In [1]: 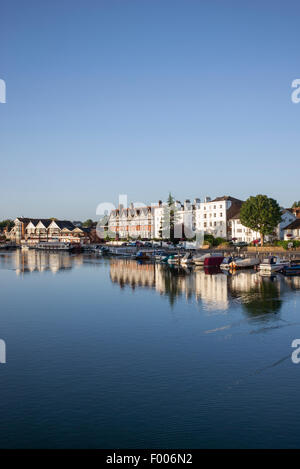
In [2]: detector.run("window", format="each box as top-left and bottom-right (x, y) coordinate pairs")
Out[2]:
(204, 222), (207, 228)
(220, 213), (223, 218)
(214, 213), (216, 217)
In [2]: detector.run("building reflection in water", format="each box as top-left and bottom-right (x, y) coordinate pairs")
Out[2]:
(2, 252), (300, 318)
(10, 250), (83, 275)
(109, 259), (300, 316)
(110, 260), (231, 310)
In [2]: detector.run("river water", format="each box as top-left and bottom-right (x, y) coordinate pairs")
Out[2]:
(0, 250), (300, 448)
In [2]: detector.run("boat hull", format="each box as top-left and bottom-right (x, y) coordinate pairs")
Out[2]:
(204, 256), (223, 267)
(259, 264), (287, 273)
(230, 258), (260, 269)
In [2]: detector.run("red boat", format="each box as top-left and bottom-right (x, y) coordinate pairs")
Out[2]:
(204, 255), (224, 267)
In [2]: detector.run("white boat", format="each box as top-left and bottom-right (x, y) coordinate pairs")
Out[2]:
(35, 242), (73, 251)
(21, 245), (30, 251)
(180, 253), (194, 265)
(229, 257), (260, 269)
(259, 256), (289, 274)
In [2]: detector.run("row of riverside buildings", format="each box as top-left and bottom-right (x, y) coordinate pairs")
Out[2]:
(107, 195), (299, 242)
(6, 218), (91, 245)
(4, 195), (300, 246)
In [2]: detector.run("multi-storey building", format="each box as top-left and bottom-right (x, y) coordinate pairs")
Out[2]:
(153, 198), (201, 239)
(195, 196), (243, 240)
(230, 213), (260, 243)
(108, 203), (161, 239)
(7, 218), (90, 244)
(107, 195), (295, 243)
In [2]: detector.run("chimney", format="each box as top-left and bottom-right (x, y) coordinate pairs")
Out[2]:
(184, 199), (191, 210)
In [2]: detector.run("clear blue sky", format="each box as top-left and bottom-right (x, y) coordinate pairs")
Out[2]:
(1, 0), (300, 220)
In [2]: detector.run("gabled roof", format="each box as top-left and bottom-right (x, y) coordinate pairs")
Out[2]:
(36, 219), (53, 228)
(52, 220), (75, 230)
(211, 196), (244, 204)
(284, 219), (300, 230)
(16, 218), (52, 227)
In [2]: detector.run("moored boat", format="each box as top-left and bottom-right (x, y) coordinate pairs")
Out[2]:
(35, 242), (73, 251)
(282, 260), (300, 276)
(167, 254), (181, 264)
(204, 255), (223, 267)
(136, 250), (151, 260)
(220, 256), (236, 269)
(229, 257), (260, 270)
(259, 256), (289, 274)
(180, 252), (194, 265)
(155, 251), (168, 261)
(194, 253), (223, 266)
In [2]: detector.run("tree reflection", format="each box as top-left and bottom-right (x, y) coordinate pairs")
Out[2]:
(239, 277), (282, 319)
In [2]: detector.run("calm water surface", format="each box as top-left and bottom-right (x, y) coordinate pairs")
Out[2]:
(1, 250), (300, 448)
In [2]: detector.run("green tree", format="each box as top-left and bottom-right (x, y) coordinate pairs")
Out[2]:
(82, 219), (94, 228)
(292, 201), (300, 208)
(0, 219), (13, 231)
(161, 193), (180, 243)
(240, 195), (281, 246)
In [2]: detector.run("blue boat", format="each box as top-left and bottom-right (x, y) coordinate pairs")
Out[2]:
(282, 261), (300, 276)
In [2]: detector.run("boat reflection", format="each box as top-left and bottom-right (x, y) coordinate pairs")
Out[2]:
(109, 259), (299, 315)
(2, 252), (299, 317)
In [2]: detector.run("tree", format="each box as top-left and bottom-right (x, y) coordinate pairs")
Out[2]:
(82, 219), (94, 228)
(292, 201), (300, 208)
(240, 195), (281, 246)
(0, 219), (13, 232)
(161, 193), (180, 244)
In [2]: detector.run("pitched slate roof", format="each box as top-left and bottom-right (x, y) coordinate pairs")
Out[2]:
(17, 218), (52, 227)
(211, 196), (244, 204)
(52, 220), (76, 230)
(284, 219), (300, 230)
(17, 218), (76, 230)
(37, 219), (53, 228)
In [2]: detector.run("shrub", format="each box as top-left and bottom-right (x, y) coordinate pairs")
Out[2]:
(203, 234), (227, 247)
(275, 240), (300, 250)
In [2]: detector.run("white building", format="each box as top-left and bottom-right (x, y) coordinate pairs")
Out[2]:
(277, 209), (296, 239)
(195, 196), (243, 240)
(230, 213), (260, 243)
(284, 219), (300, 240)
(153, 195), (243, 241)
(153, 198), (201, 239)
(230, 208), (296, 243)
